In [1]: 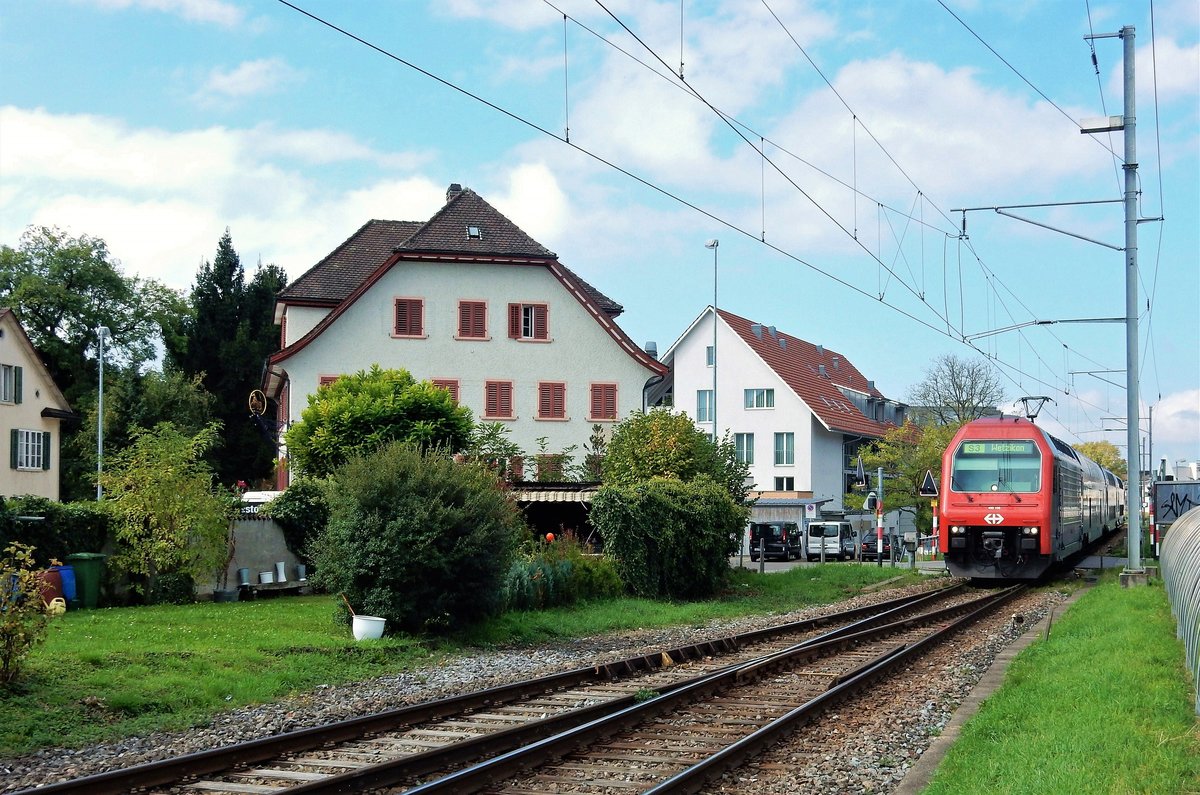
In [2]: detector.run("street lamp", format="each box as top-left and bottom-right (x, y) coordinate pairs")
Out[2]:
(705, 239), (719, 441)
(96, 326), (110, 501)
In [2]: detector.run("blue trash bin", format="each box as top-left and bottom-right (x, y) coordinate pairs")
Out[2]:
(56, 565), (77, 604)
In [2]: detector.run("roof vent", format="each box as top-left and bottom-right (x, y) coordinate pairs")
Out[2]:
(767, 325), (777, 337)
(816, 344), (824, 357)
(819, 364), (828, 378)
(644, 341), (658, 360)
(446, 183), (463, 202)
(751, 323), (763, 339)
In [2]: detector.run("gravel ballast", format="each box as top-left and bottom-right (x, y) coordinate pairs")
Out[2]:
(0, 580), (1070, 793)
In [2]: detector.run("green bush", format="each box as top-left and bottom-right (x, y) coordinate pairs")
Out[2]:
(310, 442), (523, 634)
(0, 497), (109, 567)
(500, 535), (623, 611)
(261, 478), (329, 565)
(591, 476), (746, 600)
(0, 543), (52, 685)
(147, 572), (195, 605)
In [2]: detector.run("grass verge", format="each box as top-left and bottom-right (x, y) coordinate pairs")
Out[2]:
(923, 571), (1200, 795)
(0, 564), (922, 757)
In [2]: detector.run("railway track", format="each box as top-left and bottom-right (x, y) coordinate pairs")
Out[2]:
(22, 583), (1002, 795)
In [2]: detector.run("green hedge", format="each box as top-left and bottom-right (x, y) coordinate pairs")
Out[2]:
(0, 497), (109, 567)
(500, 537), (623, 611)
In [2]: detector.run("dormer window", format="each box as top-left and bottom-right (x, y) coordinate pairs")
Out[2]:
(466, 225), (482, 239)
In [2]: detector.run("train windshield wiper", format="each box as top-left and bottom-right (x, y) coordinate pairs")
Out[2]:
(996, 477), (1023, 502)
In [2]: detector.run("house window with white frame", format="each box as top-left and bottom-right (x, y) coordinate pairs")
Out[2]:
(508, 303), (548, 340)
(696, 389), (713, 423)
(0, 364), (16, 403)
(774, 432), (794, 465)
(706, 345), (714, 366)
(11, 429), (47, 470)
(734, 432), (754, 464)
(745, 388), (774, 409)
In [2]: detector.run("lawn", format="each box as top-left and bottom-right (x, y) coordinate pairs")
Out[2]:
(0, 564), (921, 757)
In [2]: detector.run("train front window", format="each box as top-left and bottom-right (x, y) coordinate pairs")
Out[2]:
(951, 440), (1041, 493)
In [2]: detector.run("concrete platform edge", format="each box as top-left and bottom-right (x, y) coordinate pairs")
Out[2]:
(893, 586), (1091, 794)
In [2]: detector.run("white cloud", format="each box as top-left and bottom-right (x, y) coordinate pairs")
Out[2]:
(1154, 388), (1200, 464)
(490, 163), (570, 246)
(76, 0), (244, 27)
(197, 58), (299, 103)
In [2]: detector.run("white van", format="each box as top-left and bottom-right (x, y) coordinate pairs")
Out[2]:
(806, 521), (856, 561)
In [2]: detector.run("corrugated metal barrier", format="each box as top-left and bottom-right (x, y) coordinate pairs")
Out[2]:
(1159, 505), (1200, 714)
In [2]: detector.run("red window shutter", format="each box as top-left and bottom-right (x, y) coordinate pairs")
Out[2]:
(539, 383), (551, 417)
(486, 382), (499, 416)
(280, 315), (287, 347)
(591, 385), (603, 418)
(395, 299), (422, 335)
(508, 303), (521, 338)
(533, 305), (548, 339)
(591, 384), (617, 420)
(499, 383), (512, 417)
(458, 302), (471, 337)
(604, 386), (617, 419)
(473, 304), (486, 337)
(433, 379), (459, 402)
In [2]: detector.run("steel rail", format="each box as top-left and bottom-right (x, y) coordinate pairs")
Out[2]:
(399, 586), (1017, 794)
(19, 584), (959, 795)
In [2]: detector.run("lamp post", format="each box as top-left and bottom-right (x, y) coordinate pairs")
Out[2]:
(96, 326), (110, 501)
(705, 239), (719, 441)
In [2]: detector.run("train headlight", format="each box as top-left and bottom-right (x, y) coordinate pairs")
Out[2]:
(1023, 526), (1039, 536)
(950, 526), (965, 535)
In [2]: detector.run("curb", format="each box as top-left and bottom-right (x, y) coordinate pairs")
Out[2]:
(893, 585), (1091, 794)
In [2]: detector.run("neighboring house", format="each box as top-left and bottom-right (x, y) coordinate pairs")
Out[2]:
(649, 307), (905, 516)
(0, 308), (74, 500)
(264, 184), (667, 488)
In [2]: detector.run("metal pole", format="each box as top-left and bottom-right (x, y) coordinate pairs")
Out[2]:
(876, 467), (884, 567)
(1120, 25), (1142, 572)
(706, 239), (719, 443)
(95, 326), (110, 501)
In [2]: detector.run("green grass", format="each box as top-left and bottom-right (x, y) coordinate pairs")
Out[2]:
(924, 571), (1200, 795)
(0, 564), (922, 757)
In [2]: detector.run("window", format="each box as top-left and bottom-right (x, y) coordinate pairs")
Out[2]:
(432, 379), (460, 402)
(508, 303), (548, 340)
(706, 345), (714, 366)
(393, 298), (424, 337)
(745, 388), (775, 409)
(590, 383), (618, 421)
(10, 429), (48, 471)
(774, 432), (794, 465)
(537, 382), (566, 420)
(457, 301), (487, 339)
(774, 476), (795, 491)
(466, 225), (482, 239)
(696, 389), (713, 422)
(484, 381), (514, 419)
(318, 375), (340, 387)
(735, 433), (754, 464)
(0, 364), (18, 404)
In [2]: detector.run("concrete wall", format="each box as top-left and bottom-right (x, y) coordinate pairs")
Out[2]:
(204, 517), (303, 592)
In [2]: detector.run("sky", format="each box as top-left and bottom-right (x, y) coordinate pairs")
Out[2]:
(1, 0), (1197, 473)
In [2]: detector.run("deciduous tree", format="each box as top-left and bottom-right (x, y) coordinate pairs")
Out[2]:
(1073, 440), (1127, 479)
(906, 354), (1005, 425)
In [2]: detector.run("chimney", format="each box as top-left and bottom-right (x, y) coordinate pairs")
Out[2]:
(751, 323), (763, 339)
(867, 380), (875, 390)
(446, 183), (463, 203)
(644, 341), (658, 360)
(767, 325), (777, 338)
(816, 344), (824, 357)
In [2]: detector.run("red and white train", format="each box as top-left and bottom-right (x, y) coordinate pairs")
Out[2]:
(938, 416), (1125, 580)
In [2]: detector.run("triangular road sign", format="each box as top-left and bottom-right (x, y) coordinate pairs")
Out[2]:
(855, 456), (867, 488)
(919, 469), (939, 498)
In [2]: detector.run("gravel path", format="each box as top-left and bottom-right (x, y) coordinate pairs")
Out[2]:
(0, 579), (1069, 793)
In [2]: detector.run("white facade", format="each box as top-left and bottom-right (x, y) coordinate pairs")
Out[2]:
(274, 261), (661, 479)
(0, 309), (72, 500)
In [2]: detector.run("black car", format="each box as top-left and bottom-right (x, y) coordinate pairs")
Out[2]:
(860, 532), (896, 561)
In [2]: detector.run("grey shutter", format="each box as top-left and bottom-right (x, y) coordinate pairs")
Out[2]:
(42, 431), (51, 470)
(13, 366), (22, 404)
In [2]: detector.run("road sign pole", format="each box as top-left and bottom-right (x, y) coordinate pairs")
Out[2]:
(876, 467), (884, 567)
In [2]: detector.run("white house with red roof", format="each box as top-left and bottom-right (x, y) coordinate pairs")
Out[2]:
(650, 307), (905, 515)
(264, 184), (666, 487)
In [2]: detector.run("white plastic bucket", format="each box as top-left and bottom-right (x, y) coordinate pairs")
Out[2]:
(258, 571), (274, 584)
(351, 615), (386, 640)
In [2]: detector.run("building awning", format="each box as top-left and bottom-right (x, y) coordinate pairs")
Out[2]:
(512, 484), (600, 503)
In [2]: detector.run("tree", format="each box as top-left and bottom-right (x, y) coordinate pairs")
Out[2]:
(164, 230), (287, 488)
(99, 422), (235, 597)
(601, 408), (752, 504)
(905, 354), (1005, 425)
(284, 366), (474, 479)
(1073, 441), (1127, 479)
(0, 225), (191, 499)
(848, 420), (959, 534)
(309, 441), (523, 634)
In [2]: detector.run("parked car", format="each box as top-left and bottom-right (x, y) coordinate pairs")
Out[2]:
(860, 532), (897, 562)
(748, 522), (802, 561)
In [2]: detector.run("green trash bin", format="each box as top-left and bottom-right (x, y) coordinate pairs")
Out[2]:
(65, 553), (106, 609)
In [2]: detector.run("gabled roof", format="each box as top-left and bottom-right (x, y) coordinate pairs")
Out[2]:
(717, 309), (894, 438)
(0, 307), (73, 414)
(276, 187), (622, 316)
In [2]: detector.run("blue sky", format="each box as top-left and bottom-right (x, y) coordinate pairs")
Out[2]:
(1, 0), (1197, 471)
